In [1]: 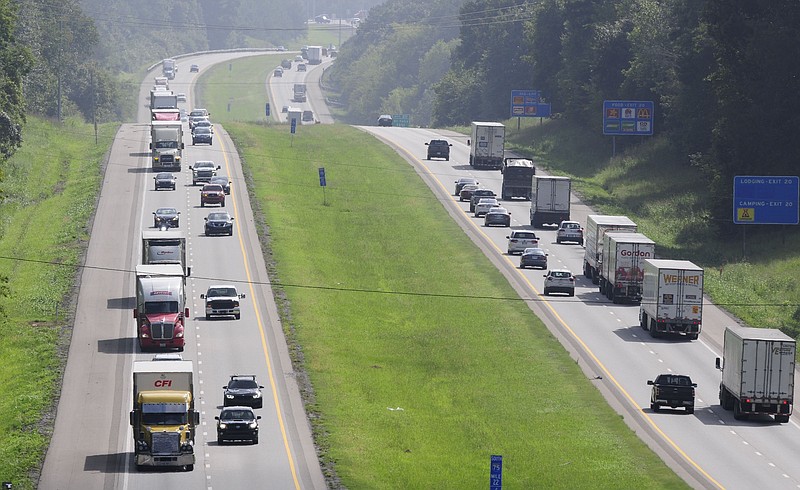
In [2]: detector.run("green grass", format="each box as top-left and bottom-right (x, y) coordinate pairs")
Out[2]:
(0, 117), (118, 489)
(225, 122), (686, 488)
(195, 54), (286, 123)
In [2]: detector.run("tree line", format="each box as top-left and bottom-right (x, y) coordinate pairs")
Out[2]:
(330, 0), (800, 224)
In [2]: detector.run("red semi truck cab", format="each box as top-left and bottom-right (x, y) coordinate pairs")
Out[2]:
(134, 264), (189, 351)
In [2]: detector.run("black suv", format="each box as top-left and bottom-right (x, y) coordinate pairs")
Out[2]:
(469, 188), (497, 212)
(647, 374), (696, 414)
(425, 139), (452, 161)
(377, 114), (393, 127)
(223, 375), (264, 408)
(216, 406), (261, 444)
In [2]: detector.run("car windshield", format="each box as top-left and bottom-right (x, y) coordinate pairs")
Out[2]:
(195, 162), (215, 169)
(208, 213), (230, 221)
(208, 287), (237, 297)
(228, 379), (257, 389)
(144, 301), (179, 314)
(220, 409), (254, 421)
(195, 127), (211, 134)
(203, 185), (223, 192)
(156, 173), (172, 180)
(156, 208), (177, 215)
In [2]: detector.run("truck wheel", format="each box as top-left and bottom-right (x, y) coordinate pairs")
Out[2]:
(720, 388), (734, 410)
(221, 199), (225, 206)
(650, 403), (659, 412)
(235, 314), (241, 320)
(556, 238), (562, 244)
(252, 435), (259, 444)
(688, 333), (699, 340)
(446, 156), (449, 161)
(686, 405), (694, 414)
(648, 320), (659, 338)
(201, 202), (204, 207)
(185, 464), (194, 471)
(733, 401), (747, 420)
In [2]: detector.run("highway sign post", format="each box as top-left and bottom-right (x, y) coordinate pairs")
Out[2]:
(603, 100), (654, 156)
(318, 167), (327, 205)
(490, 455), (502, 489)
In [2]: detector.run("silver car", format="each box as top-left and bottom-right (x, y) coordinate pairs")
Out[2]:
(474, 198), (499, 217)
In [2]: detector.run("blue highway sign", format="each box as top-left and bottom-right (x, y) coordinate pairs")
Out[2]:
(603, 100), (654, 135)
(733, 176), (799, 224)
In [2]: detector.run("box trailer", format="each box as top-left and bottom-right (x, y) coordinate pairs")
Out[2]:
(600, 232), (655, 303)
(583, 215), (637, 284)
(639, 259), (703, 340)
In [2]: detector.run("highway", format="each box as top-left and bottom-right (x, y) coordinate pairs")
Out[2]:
(268, 55), (334, 125)
(39, 51), (325, 490)
(355, 127), (800, 490)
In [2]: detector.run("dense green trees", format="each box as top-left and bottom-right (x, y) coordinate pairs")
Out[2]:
(0, 0), (32, 161)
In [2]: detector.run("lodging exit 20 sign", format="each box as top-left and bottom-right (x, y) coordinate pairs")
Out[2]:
(733, 176), (799, 225)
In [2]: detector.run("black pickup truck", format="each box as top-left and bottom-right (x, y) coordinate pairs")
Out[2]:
(647, 374), (696, 414)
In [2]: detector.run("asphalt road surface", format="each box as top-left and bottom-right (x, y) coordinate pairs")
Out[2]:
(39, 51), (325, 490)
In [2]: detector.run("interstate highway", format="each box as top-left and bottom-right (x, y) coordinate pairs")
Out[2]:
(354, 126), (800, 490)
(39, 51), (325, 490)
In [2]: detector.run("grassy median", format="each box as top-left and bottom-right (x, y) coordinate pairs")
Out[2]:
(224, 122), (685, 488)
(0, 117), (117, 488)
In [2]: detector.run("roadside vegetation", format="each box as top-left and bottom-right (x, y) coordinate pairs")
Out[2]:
(224, 121), (686, 488)
(0, 117), (117, 488)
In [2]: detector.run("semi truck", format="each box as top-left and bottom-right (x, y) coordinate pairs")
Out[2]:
(715, 325), (795, 423)
(162, 58), (177, 79)
(150, 90), (178, 110)
(500, 158), (535, 200)
(583, 215), (637, 284)
(133, 264), (189, 351)
(529, 176), (571, 228)
(306, 45), (323, 64)
(599, 232), (655, 303)
(639, 259), (703, 340)
(150, 121), (184, 170)
(469, 122), (505, 169)
(142, 231), (191, 277)
(293, 83), (307, 102)
(130, 356), (199, 470)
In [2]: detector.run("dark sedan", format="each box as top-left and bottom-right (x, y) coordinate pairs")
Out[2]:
(210, 175), (231, 195)
(153, 207), (180, 228)
(192, 126), (213, 145)
(454, 177), (479, 196)
(484, 207), (511, 227)
(469, 189), (497, 212)
(154, 172), (177, 190)
(216, 407), (260, 444)
(519, 247), (548, 269)
(459, 184), (480, 202)
(205, 212), (234, 236)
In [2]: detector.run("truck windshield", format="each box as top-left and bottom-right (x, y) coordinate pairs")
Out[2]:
(145, 301), (179, 314)
(141, 411), (188, 425)
(155, 141), (178, 149)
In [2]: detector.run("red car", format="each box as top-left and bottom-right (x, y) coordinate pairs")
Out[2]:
(200, 184), (225, 207)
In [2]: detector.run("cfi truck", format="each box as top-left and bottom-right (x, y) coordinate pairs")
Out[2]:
(529, 175), (571, 227)
(133, 264), (189, 351)
(130, 355), (199, 470)
(599, 232), (655, 303)
(715, 325), (795, 423)
(500, 158), (535, 200)
(469, 122), (505, 169)
(142, 230), (191, 277)
(150, 121), (184, 170)
(583, 215), (637, 284)
(639, 259), (703, 340)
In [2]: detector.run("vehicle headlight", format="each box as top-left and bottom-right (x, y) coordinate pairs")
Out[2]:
(226, 394), (234, 399)
(249, 422), (258, 429)
(253, 392), (261, 398)
(218, 423), (227, 429)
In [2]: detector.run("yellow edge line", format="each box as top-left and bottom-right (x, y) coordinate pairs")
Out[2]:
(384, 133), (724, 489)
(219, 134), (302, 489)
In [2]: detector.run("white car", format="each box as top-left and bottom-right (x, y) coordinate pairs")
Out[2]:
(543, 269), (576, 296)
(200, 285), (245, 320)
(177, 93), (187, 102)
(506, 230), (539, 254)
(474, 198), (499, 217)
